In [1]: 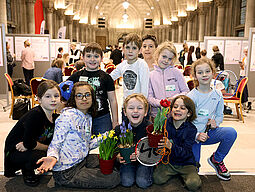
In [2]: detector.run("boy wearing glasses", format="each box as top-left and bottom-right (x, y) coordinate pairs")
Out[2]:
(68, 42), (118, 135)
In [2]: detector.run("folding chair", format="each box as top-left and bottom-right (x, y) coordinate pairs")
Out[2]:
(4, 73), (32, 118)
(64, 66), (75, 76)
(224, 77), (248, 123)
(30, 77), (46, 108)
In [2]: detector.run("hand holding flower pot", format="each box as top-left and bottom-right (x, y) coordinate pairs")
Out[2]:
(147, 99), (170, 148)
(118, 121), (135, 164)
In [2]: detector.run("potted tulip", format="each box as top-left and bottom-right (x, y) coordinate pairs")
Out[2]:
(93, 130), (118, 174)
(118, 121), (135, 163)
(147, 99), (171, 148)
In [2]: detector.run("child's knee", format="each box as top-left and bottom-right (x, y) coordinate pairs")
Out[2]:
(121, 176), (135, 187)
(136, 177), (152, 189)
(153, 173), (168, 185)
(185, 177), (201, 191)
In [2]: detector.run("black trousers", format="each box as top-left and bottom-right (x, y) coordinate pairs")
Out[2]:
(7, 64), (13, 78)
(9, 150), (46, 176)
(23, 67), (34, 85)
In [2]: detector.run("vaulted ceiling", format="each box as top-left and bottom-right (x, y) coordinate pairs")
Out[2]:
(47, 0), (201, 28)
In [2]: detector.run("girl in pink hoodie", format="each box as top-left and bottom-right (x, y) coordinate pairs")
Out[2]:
(148, 41), (189, 119)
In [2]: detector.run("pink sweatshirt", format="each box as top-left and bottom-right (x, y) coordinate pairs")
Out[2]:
(148, 65), (189, 117)
(21, 47), (35, 70)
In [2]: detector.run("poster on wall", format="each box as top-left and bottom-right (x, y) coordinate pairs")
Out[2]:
(50, 42), (56, 61)
(206, 40), (224, 59)
(250, 34), (255, 71)
(186, 41), (199, 50)
(174, 43), (183, 55)
(6, 36), (14, 56)
(200, 42), (205, 50)
(224, 40), (242, 64)
(15, 37), (31, 61)
(31, 37), (49, 61)
(0, 29), (3, 66)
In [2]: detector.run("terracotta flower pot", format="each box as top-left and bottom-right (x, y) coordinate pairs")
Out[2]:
(98, 155), (116, 175)
(119, 145), (135, 164)
(146, 124), (163, 148)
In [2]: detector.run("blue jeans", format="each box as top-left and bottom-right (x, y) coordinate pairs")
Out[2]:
(92, 113), (112, 135)
(192, 127), (237, 164)
(120, 163), (153, 189)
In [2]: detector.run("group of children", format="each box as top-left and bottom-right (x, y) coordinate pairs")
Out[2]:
(4, 33), (237, 191)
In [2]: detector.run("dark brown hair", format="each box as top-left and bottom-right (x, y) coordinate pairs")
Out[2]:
(142, 34), (158, 47)
(82, 42), (103, 58)
(66, 82), (97, 117)
(37, 80), (61, 99)
(123, 33), (142, 49)
(170, 95), (197, 122)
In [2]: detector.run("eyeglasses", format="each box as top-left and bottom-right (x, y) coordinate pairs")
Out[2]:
(75, 93), (91, 100)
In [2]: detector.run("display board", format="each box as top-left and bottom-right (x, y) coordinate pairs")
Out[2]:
(6, 36), (14, 56)
(250, 34), (255, 71)
(206, 39), (225, 59)
(224, 40), (242, 64)
(50, 39), (70, 60)
(0, 29), (3, 66)
(204, 36), (248, 65)
(173, 43), (183, 54)
(186, 41), (199, 49)
(14, 35), (50, 61)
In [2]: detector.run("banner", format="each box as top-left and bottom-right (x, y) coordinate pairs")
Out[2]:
(34, 0), (44, 34)
(40, 20), (45, 34)
(58, 26), (66, 39)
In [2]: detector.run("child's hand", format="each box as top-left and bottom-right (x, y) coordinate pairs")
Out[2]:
(197, 133), (209, 142)
(208, 119), (217, 128)
(117, 153), (126, 164)
(130, 152), (137, 162)
(158, 137), (172, 150)
(16, 142), (27, 152)
(37, 156), (57, 174)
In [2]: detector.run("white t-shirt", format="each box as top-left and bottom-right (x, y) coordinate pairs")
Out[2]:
(110, 58), (150, 99)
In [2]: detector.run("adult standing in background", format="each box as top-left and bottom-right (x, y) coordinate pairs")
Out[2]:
(187, 45), (195, 65)
(6, 42), (16, 78)
(212, 45), (224, 71)
(69, 43), (80, 64)
(57, 47), (63, 58)
(141, 34), (158, 71)
(110, 45), (122, 67)
(21, 40), (35, 85)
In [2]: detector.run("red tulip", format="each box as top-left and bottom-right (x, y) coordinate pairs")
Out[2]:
(160, 99), (171, 108)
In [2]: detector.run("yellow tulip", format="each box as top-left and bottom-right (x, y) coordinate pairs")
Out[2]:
(103, 135), (107, 140)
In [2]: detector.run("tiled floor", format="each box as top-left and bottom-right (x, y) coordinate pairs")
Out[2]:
(0, 87), (255, 174)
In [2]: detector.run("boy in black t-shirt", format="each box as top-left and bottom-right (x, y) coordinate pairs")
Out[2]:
(68, 42), (118, 134)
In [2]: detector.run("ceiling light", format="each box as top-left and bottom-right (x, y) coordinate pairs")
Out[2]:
(95, 5), (99, 9)
(151, 7), (154, 10)
(122, 1), (130, 9)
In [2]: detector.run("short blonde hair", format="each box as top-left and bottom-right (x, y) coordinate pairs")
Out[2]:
(154, 41), (177, 65)
(191, 58), (216, 87)
(123, 93), (149, 114)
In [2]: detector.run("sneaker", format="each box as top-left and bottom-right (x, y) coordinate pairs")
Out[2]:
(207, 153), (231, 181)
(23, 175), (40, 187)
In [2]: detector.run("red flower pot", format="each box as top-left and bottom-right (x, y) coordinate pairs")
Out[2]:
(98, 155), (116, 175)
(146, 124), (163, 148)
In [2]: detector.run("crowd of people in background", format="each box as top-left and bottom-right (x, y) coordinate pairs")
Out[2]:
(5, 32), (252, 191)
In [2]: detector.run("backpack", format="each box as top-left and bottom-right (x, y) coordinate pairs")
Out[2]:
(13, 79), (32, 96)
(178, 50), (185, 64)
(12, 99), (30, 120)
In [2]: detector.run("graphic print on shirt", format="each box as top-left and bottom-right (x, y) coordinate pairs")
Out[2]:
(38, 125), (54, 143)
(87, 77), (103, 111)
(123, 70), (137, 90)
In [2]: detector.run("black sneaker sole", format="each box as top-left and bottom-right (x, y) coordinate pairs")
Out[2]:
(207, 157), (231, 181)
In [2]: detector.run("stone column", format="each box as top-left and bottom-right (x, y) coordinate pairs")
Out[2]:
(66, 15), (73, 41)
(187, 11), (193, 41)
(46, 6), (54, 37)
(57, 9), (65, 28)
(198, 6), (206, 42)
(215, 0), (226, 36)
(0, 0), (7, 31)
(192, 11), (198, 40)
(165, 25), (170, 41)
(26, 0), (36, 34)
(171, 22), (178, 43)
(73, 20), (79, 42)
(85, 24), (89, 43)
(244, 0), (255, 37)
(178, 18), (184, 43)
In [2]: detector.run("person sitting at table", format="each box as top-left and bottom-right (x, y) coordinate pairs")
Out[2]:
(43, 59), (64, 84)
